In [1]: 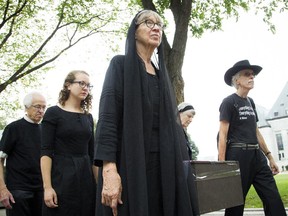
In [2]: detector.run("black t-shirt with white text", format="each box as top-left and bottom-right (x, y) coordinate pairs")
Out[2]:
(219, 93), (258, 144)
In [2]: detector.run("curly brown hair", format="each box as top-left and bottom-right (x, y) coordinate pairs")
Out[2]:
(58, 70), (93, 114)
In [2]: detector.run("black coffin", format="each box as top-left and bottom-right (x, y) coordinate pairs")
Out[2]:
(189, 160), (244, 214)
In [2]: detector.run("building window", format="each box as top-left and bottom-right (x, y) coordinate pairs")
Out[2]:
(274, 112), (278, 117)
(276, 133), (284, 151)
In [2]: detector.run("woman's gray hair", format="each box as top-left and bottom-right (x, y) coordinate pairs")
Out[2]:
(135, 10), (162, 25)
(178, 102), (196, 115)
(23, 91), (43, 108)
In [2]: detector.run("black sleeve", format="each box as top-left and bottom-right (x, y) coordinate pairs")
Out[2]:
(94, 55), (124, 166)
(0, 122), (17, 155)
(219, 96), (234, 122)
(88, 113), (95, 163)
(41, 107), (58, 158)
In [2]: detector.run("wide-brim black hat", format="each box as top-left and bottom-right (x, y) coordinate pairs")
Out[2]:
(224, 60), (262, 86)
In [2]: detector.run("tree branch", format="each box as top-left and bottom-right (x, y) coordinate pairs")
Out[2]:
(0, 0), (27, 29)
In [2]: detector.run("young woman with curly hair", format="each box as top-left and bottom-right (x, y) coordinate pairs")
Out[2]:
(41, 70), (97, 216)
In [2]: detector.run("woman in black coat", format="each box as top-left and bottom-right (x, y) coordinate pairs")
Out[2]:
(94, 9), (199, 216)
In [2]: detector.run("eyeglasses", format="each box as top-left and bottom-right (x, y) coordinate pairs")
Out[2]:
(138, 20), (165, 30)
(72, 81), (93, 91)
(31, 105), (46, 111)
(241, 71), (255, 77)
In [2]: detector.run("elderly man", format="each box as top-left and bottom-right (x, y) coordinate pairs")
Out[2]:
(0, 91), (47, 216)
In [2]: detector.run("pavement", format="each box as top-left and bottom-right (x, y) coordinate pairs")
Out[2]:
(0, 207), (287, 215)
(202, 208), (288, 215)
(0, 208), (5, 216)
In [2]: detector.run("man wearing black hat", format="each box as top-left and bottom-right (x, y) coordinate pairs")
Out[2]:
(218, 60), (286, 216)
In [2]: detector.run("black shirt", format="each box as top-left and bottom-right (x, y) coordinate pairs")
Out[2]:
(0, 118), (43, 191)
(219, 93), (258, 144)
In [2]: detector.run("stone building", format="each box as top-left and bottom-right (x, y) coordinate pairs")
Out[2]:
(257, 81), (288, 171)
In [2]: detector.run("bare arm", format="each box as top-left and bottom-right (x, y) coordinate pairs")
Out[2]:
(40, 156), (58, 208)
(256, 128), (279, 175)
(0, 158), (14, 209)
(218, 120), (230, 161)
(0, 158), (7, 191)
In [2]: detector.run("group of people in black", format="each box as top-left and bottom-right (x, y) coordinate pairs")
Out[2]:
(0, 9), (286, 216)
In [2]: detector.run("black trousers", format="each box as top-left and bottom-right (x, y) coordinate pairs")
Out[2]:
(224, 148), (286, 216)
(6, 190), (43, 216)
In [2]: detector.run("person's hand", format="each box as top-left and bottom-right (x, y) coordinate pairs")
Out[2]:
(268, 158), (280, 175)
(0, 187), (15, 209)
(44, 187), (58, 208)
(218, 156), (225, 161)
(218, 153), (225, 161)
(102, 169), (123, 216)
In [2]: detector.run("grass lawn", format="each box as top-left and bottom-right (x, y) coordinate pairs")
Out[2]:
(245, 173), (288, 208)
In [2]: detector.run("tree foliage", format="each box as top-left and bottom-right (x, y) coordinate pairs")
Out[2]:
(0, 0), (287, 119)
(0, 0), (132, 93)
(0, 0), (131, 120)
(0, 115), (7, 130)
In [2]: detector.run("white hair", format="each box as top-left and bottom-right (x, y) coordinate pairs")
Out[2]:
(23, 91), (45, 108)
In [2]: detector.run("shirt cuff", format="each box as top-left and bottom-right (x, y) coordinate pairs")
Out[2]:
(0, 151), (8, 159)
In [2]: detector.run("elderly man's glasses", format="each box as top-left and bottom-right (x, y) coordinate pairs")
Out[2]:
(138, 20), (165, 30)
(31, 105), (46, 111)
(72, 81), (93, 91)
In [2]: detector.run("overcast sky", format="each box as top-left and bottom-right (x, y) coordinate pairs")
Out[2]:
(42, 10), (288, 160)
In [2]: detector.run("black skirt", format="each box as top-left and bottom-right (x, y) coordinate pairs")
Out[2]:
(42, 154), (96, 216)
